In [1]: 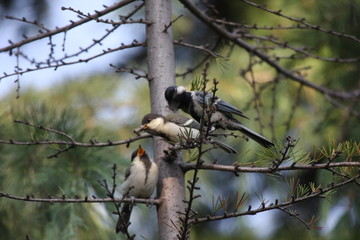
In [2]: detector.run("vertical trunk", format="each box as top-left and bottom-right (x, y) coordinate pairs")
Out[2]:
(145, 0), (185, 239)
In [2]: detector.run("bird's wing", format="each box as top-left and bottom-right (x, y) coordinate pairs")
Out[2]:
(215, 99), (249, 119)
(194, 91), (248, 119)
(192, 91), (210, 106)
(123, 165), (131, 181)
(167, 114), (201, 130)
(119, 164), (133, 197)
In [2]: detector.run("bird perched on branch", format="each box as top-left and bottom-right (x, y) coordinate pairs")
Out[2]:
(116, 145), (158, 234)
(135, 113), (237, 154)
(165, 85), (274, 148)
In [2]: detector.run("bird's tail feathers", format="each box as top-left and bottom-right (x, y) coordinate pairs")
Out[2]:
(210, 138), (238, 154)
(236, 124), (274, 148)
(116, 203), (133, 234)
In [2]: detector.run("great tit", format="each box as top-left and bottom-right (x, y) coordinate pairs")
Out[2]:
(116, 145), (159, 234)
(137, 113), (237, 154)
(165, 86), (274, 148)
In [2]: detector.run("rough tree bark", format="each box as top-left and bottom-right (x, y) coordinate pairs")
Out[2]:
(145, 0), (185, 239)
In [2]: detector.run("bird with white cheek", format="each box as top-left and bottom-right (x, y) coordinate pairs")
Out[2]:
(116, 145), (158, 234)
(137, 113), (237, 154)
(165, 86), (274, 148)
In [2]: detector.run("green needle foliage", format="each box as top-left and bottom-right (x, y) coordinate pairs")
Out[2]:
(0, 76), (135, 240)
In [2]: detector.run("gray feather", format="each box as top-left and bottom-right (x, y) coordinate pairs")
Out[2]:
(209, 139), (238, 154)
(230, 122), (274, 148)
(165, 114), (201, 130)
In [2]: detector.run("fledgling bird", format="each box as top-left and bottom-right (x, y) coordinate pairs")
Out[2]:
(165, 86), (274, 148)
(116, 145), (159, 234)
(137, 113), (237, 154)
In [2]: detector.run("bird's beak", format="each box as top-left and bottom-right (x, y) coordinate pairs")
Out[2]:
(137, 145), (145, 156)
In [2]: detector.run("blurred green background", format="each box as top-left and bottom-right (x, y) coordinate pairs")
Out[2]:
(0, 0), (359, 239)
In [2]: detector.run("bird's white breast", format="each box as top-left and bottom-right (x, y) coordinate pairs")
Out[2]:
(162, 122), (200, 141)
(120, 160), (158, 198)
(146, 117), (165, 131)
(146, 116), (200, 141)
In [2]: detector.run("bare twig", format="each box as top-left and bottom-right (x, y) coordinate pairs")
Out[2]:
(1, 0), (137, 52)
(179, 0), (360, 100)
(177, 67), (213, 239)
(0, 192), (161, 205)
(190, 175), (359, 225)
(14, 120), (75, 142)
(182, 161), (360, 174)
(239, 0), (360, 44)
(1, 41), (145, 81)
(174, 39), (225, 58)
(0, 133), (152, 148)
(163, 15), (183, 32)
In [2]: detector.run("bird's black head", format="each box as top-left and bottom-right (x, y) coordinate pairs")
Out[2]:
(141, 113), (163, 125)
(164, 86), (176, 101)
(131, 149), (137, 161)
(165, 86), (188, 110)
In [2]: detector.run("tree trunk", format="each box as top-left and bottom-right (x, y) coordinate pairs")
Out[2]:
(145, 0), (185, 239)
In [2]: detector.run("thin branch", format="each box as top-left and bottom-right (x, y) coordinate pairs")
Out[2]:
(182, 161), (360, 173)
(324, 94), (360, 118)
(176, 38), (222, 78)
(239, 0), (360, 44)
(111, 65), (149, 80)
(179, 0), (360, 100)
(241, 33), (360, 63)
(47, 145), (75, 158)
(242, 55), (265, 133)
(1, 0), (137, 52)
(278, 207), (317, 230)
(284, 84), (304, 133)
(0, 134), (152, 148)
(1, 41), (145, 81)
(5, 16), (50, 32)
(177, 68), (214, 239)
(0, 192), (161, 205)
(190, 175), (359, 225)
(99, 164), (135, 238)
(63, 4), (149, 26)
(164, 15), (183, 32)
(14, 120), (75, 142)
(174, 39), (225, 58)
